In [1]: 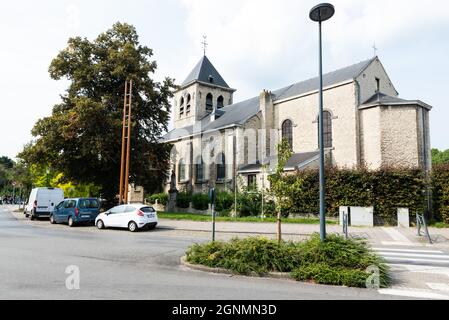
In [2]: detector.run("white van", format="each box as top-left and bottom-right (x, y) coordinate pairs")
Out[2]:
(25, 188), (64, 220)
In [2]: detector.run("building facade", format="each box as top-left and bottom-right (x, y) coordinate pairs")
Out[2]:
(161, 55), (432, 193)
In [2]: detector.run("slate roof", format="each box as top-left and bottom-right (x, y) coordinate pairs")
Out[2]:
(273, 57), (376, 101)
(163, 57), (378, 142)
(237, 151), (322, 173)
(360, 92), (432, 110)
(182, 55), (230, 88)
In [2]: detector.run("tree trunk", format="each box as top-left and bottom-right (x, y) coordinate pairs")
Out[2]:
(277, 210), (282, 245)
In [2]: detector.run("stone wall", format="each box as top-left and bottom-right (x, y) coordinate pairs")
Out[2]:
(275, 82), (359, 168)
(380, 105), (420, 168)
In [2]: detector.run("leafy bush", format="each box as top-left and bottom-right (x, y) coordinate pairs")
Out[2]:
(235, 188), (276, 217)
(147, 193), (168, 206)
(186, 234), (390, 288)
(176, 192), (192, 209)
(215, 191), (234, 212)
(192, 193), (209, 211)
(187, 237), (301, 275)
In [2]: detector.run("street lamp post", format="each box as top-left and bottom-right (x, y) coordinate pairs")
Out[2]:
(309, 3), (335, 242)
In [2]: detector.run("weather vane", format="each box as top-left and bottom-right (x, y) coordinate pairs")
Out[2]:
(202, 35), (208, 56)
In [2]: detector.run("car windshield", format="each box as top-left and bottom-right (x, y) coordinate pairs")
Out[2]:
(140, 207), (155, 213)
(79, 199), (99, 209)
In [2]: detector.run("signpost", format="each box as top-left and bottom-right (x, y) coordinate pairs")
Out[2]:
(209, 188), (216, 242)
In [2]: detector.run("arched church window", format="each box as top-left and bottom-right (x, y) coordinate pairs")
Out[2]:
(282, 119), (293, 149)
(195, 156), (204, 182)
(323, 111), (333, 148)
(317, 111), (333, 148)
(217, 96), (224, 109)
(186, 94), (191, 115)
(179, 97), (185, 117)
(216, 153), (226, 181)
(206, 93), (213, 111)
(178, 159), (186, 182)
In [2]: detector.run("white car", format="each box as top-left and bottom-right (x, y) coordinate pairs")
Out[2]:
(95, 204), (158, 232)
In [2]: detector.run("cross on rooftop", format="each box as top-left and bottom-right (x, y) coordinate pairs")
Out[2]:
(202, 35), (208, 56)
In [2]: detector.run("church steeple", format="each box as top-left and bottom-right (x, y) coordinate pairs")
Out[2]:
(182, 55), (231, 89)
(174, 56), (235, 129)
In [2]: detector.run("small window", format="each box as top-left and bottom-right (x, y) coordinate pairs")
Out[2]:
(248, 175), (257, 190)
(376, 78), (380, 92)
(179, 97), (185, 117)
(318, 111), (333, 148)
(79, 199), (99, 209)
(216, 153), (226, 181)
(195, 156), (204, 182)
(186, 94), (191, 115)
(217, 96), (224, 109)
(109, 205), (125, 215)
(206, 93), (213, 111)
(178, 159), (186, 182)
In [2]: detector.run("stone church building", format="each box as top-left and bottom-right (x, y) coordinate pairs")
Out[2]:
(161, 55), (432, 193)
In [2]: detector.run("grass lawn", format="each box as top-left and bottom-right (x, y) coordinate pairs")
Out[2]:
(429, 222), (449, 229)
(158, 212), (338, 225)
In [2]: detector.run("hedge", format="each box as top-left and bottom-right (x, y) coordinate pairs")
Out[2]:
(433, 164), (449, 223)
(176, 192), (192, 209)
(192, 193), (209, 211)
(279, 166), (427, 225)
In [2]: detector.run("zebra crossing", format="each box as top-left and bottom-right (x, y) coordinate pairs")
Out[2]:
(373, 246), (449, 299)
(373, 247), (449, 267)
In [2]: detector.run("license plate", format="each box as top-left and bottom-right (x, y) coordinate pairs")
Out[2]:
(81, 215), (90, 218)
(146, 214), (155, 218)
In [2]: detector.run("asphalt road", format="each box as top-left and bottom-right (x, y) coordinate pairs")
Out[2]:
(0, 205), (403, 300)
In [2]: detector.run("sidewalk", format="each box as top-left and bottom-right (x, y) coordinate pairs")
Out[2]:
(159, 218), (449, 247)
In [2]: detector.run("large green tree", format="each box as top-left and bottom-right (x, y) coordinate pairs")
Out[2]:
(19, 23), (174, 204)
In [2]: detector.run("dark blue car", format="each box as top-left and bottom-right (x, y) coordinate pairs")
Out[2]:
(50, 198), (100, 227)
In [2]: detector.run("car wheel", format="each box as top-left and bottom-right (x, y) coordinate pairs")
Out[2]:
(68, 217), (75, 227)
(128, 221), (138, 233)
(96, 220), (105, 230)
(50, 215), (56, 224)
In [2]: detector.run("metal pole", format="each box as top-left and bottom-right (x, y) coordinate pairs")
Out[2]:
(318, 21), (327, 242)
(119, 81), (128, 205)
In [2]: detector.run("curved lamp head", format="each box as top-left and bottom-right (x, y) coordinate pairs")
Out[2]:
(309, 3), (335, 22)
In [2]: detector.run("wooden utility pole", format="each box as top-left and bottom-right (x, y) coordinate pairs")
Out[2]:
(119, 80), (133, 205)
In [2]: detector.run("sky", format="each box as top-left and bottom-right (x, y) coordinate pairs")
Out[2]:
(1, 0), (448, 160)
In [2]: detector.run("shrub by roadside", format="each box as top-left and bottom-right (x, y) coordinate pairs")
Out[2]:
(147, 193), (168, 206)
(186, 234), (390, 288)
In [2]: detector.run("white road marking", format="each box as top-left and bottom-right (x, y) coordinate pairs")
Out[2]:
(378, 288), (449, 300)
(385, 257), (449, 264)
(388, 264), (449, 277)
(381, 228), (412, 243)
(373, 248), (443, 254)
(379, 252), (449, 259)
(426, 283), (449, 292)
(381, 241), (427, 247)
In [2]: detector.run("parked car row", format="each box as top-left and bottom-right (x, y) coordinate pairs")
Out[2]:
(23, 187), (158, 232)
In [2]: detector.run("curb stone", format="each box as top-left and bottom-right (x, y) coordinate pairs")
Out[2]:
(180, 256), (292, 280)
